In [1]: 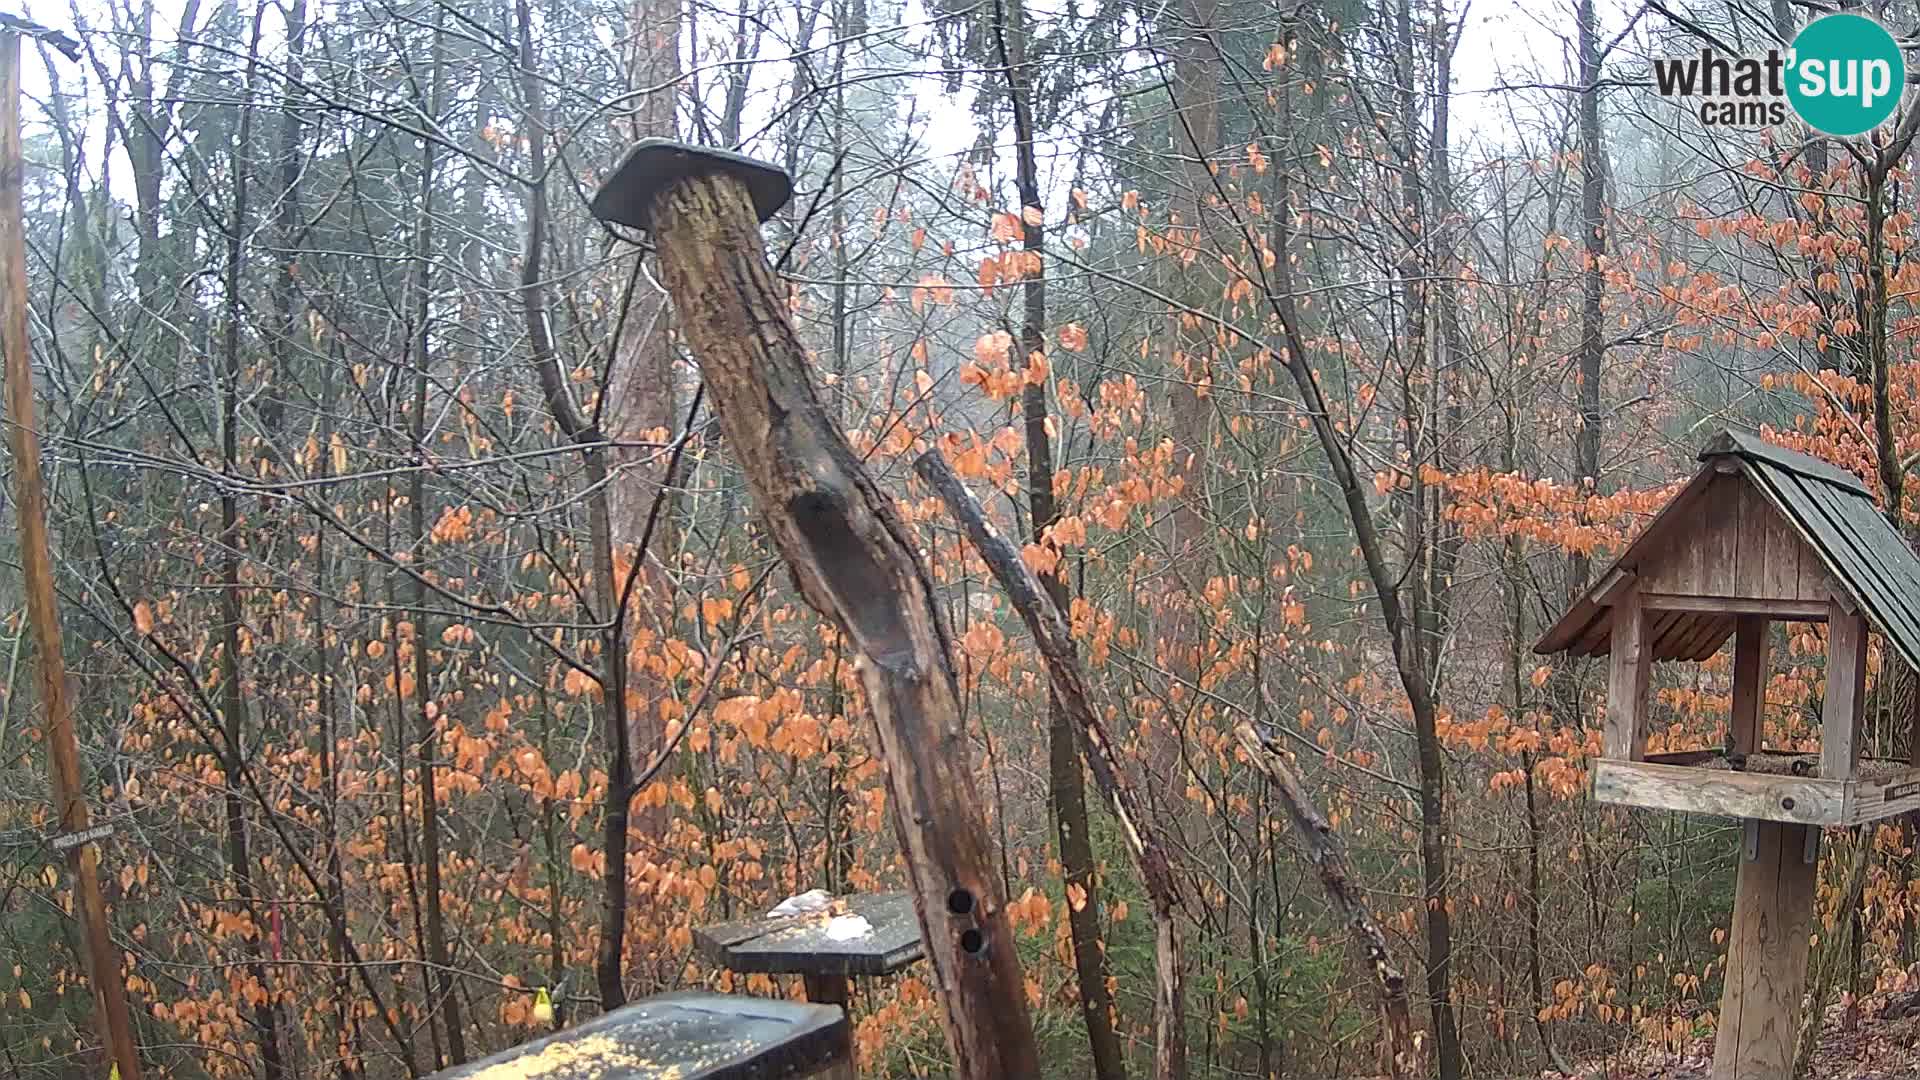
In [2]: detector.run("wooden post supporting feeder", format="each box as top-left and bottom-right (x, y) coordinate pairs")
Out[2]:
(1538, 430), (1920, 1079)
(589, 140), (1043, 1078)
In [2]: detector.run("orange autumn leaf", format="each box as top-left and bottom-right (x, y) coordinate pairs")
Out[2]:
(974, 331), (1014, 366)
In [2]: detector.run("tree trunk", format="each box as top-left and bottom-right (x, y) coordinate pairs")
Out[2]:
(643, 164), (1044, 1080)
(0, 32), (146, 1080)
(915, 448), (1187, 1080)
(218, 21), (284, 1077)
(408, 9), (464, 1063)
(1569, 0), (1607, 600)
(1267, 73), (1459, 1080)
(992, 3), (1128, 1077)
(515, 0), (638, 1010)
(1234, 724), (1415, 1075)
(606, 0), (681, 548)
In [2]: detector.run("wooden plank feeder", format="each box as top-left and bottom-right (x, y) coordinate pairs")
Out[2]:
(694, 892), (925, 1007)
(586, 140), (1043, 1077)
(1537, 429), (1920, 1079)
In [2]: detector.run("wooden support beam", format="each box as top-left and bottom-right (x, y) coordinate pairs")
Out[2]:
(801, 974), (850, 1010)
(1594, 567), (1636, 605)
(1606, 587), (1651, 760)
(1823, 598), (1868, 780)
(1909, 669), (1920, 767)
(1711, 821), (1817, 1080)
(0, 31), (144, 1080)
(1592, 760), (1840, 824)
(1731, 616), (1768, 755)
(1639, 595), (1827, 620)
(599, 141), (1041, 1078)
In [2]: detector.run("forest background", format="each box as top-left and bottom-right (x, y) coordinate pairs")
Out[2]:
(0, 0), (1912, 1075)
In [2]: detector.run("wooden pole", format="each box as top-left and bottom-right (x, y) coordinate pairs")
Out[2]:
(1604, 587), (1650, 761)
(1712, 820), (1816, 1080)
(601, 143), (1043, 1078)
(1713, 614), (1820, 1079)
(0, 31), (146, 1080)
(1729, 616), (1766, 756)
(1821, 599), (1868, 779)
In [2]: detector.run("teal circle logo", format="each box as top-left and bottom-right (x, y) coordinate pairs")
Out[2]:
(1787, 14), (1905, 136)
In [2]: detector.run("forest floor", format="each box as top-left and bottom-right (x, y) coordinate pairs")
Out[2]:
(1548, 989), (1920, 1078)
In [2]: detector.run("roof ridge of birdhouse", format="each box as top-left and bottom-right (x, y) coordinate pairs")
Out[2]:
(1697, 427), (1873, 498)
(1535, 428), (1920, 676)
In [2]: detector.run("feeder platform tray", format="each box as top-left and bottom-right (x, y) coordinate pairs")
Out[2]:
(694, 892), (924, 978)
(1594, 750), (1920, 826)
(429, 992), (850, 1080)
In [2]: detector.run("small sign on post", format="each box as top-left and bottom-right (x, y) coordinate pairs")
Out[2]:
(49, 823), (113, 852)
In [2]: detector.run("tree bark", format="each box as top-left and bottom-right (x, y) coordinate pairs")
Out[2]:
(218, 19), (284, 1076)
(408, 8), (464, 1062)
(643, 167), (1043, 1079)
(1569, 0), (1606, 600)
(1265, 74), (1460, 1080)
(605, 0), (681, 546)
(516, 0), (638, 1010)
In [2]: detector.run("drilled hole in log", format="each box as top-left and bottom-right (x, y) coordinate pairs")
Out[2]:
(960, 927), (987, 956)
(1782, 796), (1796, 811)
(947, 888), (975, 915)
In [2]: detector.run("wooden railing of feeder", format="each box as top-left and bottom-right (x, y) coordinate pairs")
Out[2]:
(588, 140), (1043, 1079)
(1537, 429), (1920, 1080)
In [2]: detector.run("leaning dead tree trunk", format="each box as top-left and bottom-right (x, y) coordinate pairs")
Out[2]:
(1234, 724), (1416, 1076)
(589, 140), (1043, 1078)
(915, 448), (1188, 1080)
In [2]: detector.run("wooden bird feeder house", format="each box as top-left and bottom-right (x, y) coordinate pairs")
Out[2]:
(1538, 428), (1920, 1078)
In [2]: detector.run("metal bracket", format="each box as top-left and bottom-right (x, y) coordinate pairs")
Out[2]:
(1804, 825), (1822, 865)
(1744, 818), (1760, 862)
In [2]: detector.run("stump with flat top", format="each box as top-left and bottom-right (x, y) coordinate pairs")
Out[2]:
(429, 992), (853, 1079)
(1538, 430), (1920, 1080)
